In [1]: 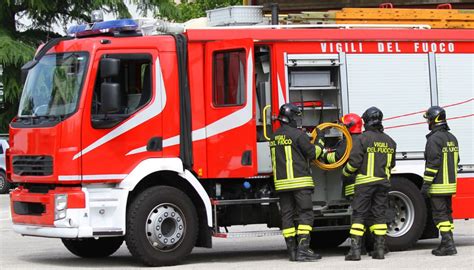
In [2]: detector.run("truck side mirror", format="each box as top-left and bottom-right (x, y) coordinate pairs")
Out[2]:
(101, 83), (121, 113)
(100, 58), (120, 78)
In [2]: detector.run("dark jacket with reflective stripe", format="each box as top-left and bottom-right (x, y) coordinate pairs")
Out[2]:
(342, 129), (396, 186)
(323, 134), (361, 196)
(423, 126), (459, 195)
(270, 124), (322, 192)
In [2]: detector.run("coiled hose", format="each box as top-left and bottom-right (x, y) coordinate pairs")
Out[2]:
(310, 123), (352, 170)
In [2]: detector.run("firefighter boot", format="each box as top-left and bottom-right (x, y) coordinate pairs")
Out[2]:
(285, 237), (297, 261)
(360, 234), (368, 255)
(432, 232), (457, 256)
(345, 235), (362, 261)
(295, 235), (322, 261)
(371, 235), (386, 259)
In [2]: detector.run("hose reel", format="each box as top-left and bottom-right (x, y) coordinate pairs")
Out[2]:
(311, 123), (353, 170)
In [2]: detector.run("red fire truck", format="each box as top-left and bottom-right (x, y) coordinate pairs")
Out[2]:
(6, 14), (474, 266)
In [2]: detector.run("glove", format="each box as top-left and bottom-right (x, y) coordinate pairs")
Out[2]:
(314, 128), (325, 148)
(421, 183), (431, 198)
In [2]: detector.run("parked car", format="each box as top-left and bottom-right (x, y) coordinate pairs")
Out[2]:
(0, 138), (11, 194)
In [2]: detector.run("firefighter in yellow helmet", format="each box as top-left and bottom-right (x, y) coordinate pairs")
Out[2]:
(421, 106), (459, 256)
(270, 103), (325, 262)
(342, 107), (396, 261)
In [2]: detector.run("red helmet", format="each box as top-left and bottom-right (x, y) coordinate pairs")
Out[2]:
(341, 113), (362, 134)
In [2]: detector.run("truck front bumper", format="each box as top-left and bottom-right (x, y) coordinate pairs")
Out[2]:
(10, 185), (128, 238)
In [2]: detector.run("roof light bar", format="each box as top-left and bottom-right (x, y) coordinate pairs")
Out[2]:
(67, 19), (138, 37)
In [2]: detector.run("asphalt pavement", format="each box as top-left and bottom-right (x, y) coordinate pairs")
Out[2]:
(0, 194), (473, 269)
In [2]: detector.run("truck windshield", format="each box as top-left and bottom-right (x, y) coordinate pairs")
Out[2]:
(18, 52), (88, 118)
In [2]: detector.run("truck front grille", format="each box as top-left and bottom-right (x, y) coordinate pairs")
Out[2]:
(13, 155), (53, 176)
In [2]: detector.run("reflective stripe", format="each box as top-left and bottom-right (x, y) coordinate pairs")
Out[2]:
(429, 183), (457, 194)
(275, 177), (314, 184)
(454, 151), (459, 179)
(355, 174), (384, 185)
(298, 224), (313, 231)
(370, 224), (388, 231)
(346, 163), (357, 172)
(274, 176), (314, 191)
(350, 223), (365, 236)
(373, 230), (387, 236)
(423, 176), (434, 182)
(342, 169), (352, 177)
(437, 221), (452, 232)
(345, 184), (355, 196)
(370, 224), (388, 235)
(385, 153), (392, 179)
(327, 152), (336, 164)
(443, 152), (448, 185)
(367, 153), (375, 177)
(283, 227), (296, 238)
(426, 167), (438, 174)
(351, 223), (365, 230)
(436, 221), (451, 229)
(450, 222), (455, 232)
(315, 145), (322, 158)
(297, 230), (311, 235)
(285, 145), (293, 179)
(271, 147), (277, 181)
(297, 224), (312, 235)
(350, 229), (365, 236)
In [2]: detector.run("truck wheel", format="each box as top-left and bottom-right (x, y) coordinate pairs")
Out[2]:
(310, 230), (349, 249)
(125, 186), (198, 266)
(62, 237), (123, 258)
(0, 171), (11, 194)
(386, 176), (427, 251)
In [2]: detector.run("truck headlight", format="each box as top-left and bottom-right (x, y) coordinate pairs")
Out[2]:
(55, 194), (68, 220)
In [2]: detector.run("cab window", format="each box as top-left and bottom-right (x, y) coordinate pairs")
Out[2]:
(213, 50), (246, 107)
(91, 54), (152, 128)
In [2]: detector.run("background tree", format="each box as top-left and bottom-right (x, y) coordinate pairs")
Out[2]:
(172, 0), (242, 22)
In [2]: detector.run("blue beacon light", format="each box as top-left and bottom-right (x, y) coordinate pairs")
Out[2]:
(67, 19), (139, 37)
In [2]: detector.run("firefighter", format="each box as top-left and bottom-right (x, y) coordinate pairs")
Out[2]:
(270, 103), (325, 262)
(321, 113), (362, 199)
(322, 113), (379, 256)
(342, 107), (396, 261)
(421, 106), (459, 256)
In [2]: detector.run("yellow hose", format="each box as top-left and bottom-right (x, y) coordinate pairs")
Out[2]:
(310, 123), (352, 170)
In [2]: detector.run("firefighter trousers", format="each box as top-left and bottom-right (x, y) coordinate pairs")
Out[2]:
(430, 196), (454, 232)
(279, 189), (314, 238)
(350, 182), (390, 236)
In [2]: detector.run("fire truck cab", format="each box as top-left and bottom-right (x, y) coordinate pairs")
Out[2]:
(7, 16), (474, 266)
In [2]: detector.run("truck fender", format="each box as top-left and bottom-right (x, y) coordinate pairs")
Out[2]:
(391, 159), (425, 178)
(119, 158), (212, 227)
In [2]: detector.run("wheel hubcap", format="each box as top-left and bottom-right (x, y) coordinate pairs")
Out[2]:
(387, 191), (415, 237)
(146, 203), (185, 251)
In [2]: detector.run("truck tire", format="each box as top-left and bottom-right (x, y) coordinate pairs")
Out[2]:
(0, 171), (11, 194)
(310, 230), (349, 249)
(62, 237), (123, 258)
(125, 186), (198, 266)
(386, 176), (427, 251)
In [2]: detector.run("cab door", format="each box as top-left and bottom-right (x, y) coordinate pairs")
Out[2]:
(80, 49), (161, 182)
(204, 39), (256, 178)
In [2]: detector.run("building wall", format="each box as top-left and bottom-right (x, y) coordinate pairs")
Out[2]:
(252, 0), (474, 12)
